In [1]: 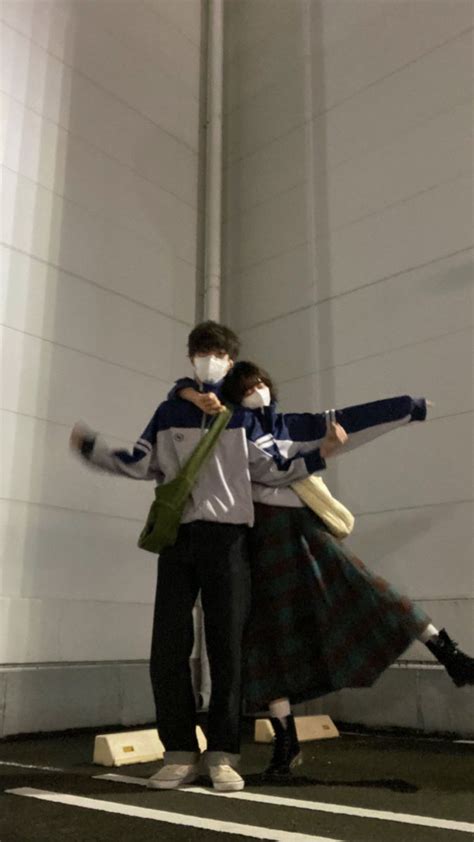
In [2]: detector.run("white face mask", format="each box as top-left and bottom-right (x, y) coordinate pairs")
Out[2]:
(193, 354), (230, 385)
(241, 385), (271, 409)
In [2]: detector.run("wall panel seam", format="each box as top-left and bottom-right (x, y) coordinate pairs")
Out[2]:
(226, 173), (473, 278)
(352, 498), (474, 517)
(223, 24), (473, 120)
(2, 164), (199, 267)
(0, 597), (154, 608)
(1, 246), (194, 327)
(0, 91), (198, 189)
(0, 497), (144, 523)
(1, 20), (199, 155)
(1, 101), (199, 213)
(273, 326), (474, 385)
(223, 165), (473, 229)
(0, 323), (184, 384)
(225, 92), (473, 174)
(0, 406), (159, 442)
(1, 19), (201, 133)
(1, 496), (472, 524)
(1, 90), (198, 204)
(235, 246), (473, 331)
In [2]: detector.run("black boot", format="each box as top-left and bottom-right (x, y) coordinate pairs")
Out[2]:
(264, 715), (303, 780)
(426, 629), (474, 687)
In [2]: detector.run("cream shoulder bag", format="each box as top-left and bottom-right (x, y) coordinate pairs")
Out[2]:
(291, 474), (354, 539)
(291, 408), (354, 539)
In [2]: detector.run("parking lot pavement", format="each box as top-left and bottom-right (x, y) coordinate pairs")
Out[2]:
(1, 728), (473, 842)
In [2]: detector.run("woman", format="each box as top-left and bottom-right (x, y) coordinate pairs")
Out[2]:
(176, 363), (474, 779)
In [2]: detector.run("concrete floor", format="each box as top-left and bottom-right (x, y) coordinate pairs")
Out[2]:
(1, 720), (473, 842)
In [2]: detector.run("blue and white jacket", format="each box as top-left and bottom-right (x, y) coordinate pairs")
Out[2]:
(170, 378), (427, 508)
(78, 383), (327, 527)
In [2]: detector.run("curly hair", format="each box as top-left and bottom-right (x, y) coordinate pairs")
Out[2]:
(221, 361), (277, 405)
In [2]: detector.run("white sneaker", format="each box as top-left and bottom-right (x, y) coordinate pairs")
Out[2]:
(147, 763), (199, 790)
(209, 764), (245, 792)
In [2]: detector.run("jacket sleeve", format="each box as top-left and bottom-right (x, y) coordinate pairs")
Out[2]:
(167, 377), (197, 401)
(244, 411), (326, 486)
(77, 410), (164, 481)
(247, 440), (326, 486)
(276, 396), (427, 456)
(330, 395), (427, 453)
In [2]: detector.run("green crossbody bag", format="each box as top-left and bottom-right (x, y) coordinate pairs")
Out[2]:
(138, 406), (233, 554)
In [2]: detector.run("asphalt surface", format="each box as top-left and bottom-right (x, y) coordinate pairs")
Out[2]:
(1, 721), (473, 842)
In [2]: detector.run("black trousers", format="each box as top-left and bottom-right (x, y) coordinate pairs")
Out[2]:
(149, 521), (251, 756)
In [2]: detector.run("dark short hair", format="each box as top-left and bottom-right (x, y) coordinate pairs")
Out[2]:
(187, 321), (240, 360)
(221, 361), (277, 405)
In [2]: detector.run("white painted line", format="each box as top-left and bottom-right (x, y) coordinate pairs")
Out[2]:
(95, 773), (150, 785)
(391, 662), (441, 670)
(454, 740), (474, 745)
(0, 760), (66, 772)
(95, 773), (474, 835)
(186, 788), (474, 835)
(7, 787), (340, 842)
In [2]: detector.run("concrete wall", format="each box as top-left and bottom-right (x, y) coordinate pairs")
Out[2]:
(223, 0), (474, 733)
(1, 0), (472, 739)
(0, 0), (203, 736)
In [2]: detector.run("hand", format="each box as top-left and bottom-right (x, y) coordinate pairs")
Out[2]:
(181, 388), (225, 415)
(69, 422), (86, 451)
(196, 392), (225, 414)
(320, 421), (348, 459)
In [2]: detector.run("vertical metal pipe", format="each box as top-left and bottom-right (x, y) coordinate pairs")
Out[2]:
(203, 0), (224, 321)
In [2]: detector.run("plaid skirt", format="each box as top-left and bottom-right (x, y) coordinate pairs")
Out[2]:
(244, 504), (430, 712)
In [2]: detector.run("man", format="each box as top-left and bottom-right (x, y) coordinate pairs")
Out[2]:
(70, 321), (339, 791)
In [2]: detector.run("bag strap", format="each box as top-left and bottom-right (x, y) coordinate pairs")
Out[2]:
(179, 406), (233, 486)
